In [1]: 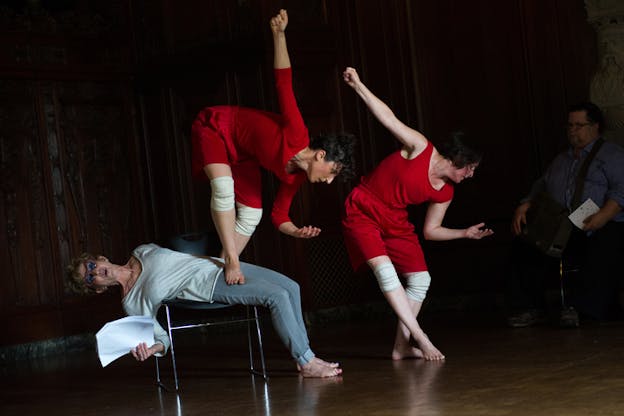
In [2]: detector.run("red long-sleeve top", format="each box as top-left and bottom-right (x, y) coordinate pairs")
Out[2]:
(192, 68), (309, 228)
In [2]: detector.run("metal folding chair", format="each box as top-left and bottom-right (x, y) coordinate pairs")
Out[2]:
(155, 299), (268, 391)
(154, 232), (268, 391)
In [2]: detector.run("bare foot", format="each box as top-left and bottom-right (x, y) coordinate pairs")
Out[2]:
(298, 360), (343, 378)
(312, 357), (339, 368)
(413, 334), (445, 361)
(392, 344), (424, 360)
(223, 255), (245, 285)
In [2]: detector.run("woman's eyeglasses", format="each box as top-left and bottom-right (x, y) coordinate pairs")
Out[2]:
(84, 261), (97, 284)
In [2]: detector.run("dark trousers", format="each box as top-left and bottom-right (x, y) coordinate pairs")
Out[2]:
(506, 221), (624, 320)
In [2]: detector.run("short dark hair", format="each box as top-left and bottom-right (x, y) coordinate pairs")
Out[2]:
(309, 133), (356, 180)
(436, 131), (482, 168)
(568, 101), (604, 133)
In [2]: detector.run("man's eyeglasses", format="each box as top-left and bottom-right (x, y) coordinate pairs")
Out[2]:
(566, 122), (593, 130)
(84, 261), (96, 284)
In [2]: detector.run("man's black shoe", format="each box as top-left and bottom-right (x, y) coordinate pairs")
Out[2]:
(559, 306), (580, 328)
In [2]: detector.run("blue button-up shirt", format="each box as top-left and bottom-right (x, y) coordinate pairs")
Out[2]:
(526, 138), (624, 223)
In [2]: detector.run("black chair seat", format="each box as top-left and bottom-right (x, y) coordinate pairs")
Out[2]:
(162, 298), (231, 310)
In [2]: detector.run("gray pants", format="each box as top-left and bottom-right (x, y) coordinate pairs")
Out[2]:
(212, 262), (314, 366)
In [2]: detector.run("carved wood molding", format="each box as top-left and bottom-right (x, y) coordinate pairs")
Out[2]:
(0, 2), (123, 34)
(585, 0), (624, 144)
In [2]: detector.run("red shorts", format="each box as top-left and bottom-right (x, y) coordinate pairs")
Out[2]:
(342, 186), (427, 274)
(191, 109), (263, 209)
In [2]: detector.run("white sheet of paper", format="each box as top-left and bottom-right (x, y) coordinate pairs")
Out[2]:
(95, 315), (154, 367)
(568, 198), (600, 229)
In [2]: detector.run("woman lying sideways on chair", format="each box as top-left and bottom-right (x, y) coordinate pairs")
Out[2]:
(67, 243), (342, 378)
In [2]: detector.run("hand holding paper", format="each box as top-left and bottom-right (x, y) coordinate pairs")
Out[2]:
(568, 198), (600, 230)
(95, 316), (155, 367)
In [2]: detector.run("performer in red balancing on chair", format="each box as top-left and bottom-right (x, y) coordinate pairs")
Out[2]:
(191, 9), (355, 285)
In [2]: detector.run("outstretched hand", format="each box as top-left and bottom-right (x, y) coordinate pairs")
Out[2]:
(343, 67), (360, 88)
(292, 225), (322, 239)
(270, 9), (288, 34)
(465, 223), (494, 239)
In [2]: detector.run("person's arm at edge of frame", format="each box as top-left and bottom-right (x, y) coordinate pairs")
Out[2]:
(584, 146), (624, 231)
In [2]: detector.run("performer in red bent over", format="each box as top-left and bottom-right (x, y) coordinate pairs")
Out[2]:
(341, 67), (493, 361)
(192, 9), (354, 284)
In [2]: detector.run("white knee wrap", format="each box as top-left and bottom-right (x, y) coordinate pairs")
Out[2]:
(373, 263), (401, 292)
(235, 203), (263, 236)
(210, 176), (235, 212)
(405, 271), (431, 302)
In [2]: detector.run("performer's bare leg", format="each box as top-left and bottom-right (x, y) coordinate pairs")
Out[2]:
(367, 256), (444, 361)
(204, 164), (244, 284)
(392, 298), (425, 360)
(231, 232), (252, 256)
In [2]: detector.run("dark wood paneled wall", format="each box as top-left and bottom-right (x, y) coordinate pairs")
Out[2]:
(0, 1), (147, 345)
(0, 0), (596, 347)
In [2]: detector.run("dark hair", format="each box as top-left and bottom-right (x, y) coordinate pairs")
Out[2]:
(309, 133), (356, 180)
(568, 101), (604, 133)
(436, 131), (482, 168)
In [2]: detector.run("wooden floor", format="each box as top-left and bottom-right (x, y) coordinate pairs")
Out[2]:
(2, 311), (624, 416)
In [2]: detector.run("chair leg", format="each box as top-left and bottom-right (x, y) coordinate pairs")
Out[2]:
(165, 304), (181, 391)
(247, 306), (269, 380)
(155, 356), (161, 386)
(159, 302), (267, 389)
(155, 356), (169, 390)
(246, 307), (254, 372)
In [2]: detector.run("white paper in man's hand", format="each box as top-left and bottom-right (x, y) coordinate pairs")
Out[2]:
(568, 198), (600, 229)
(95, 316), (154, 367)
